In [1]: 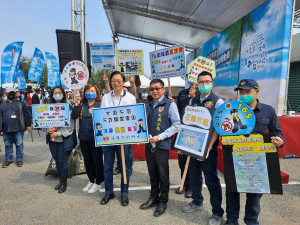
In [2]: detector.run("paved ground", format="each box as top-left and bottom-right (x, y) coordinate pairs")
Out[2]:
(0, 130), (299, 225)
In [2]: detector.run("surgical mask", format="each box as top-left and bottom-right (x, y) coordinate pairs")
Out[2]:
(239, 95), (254, 104)
(7, 92), (16, 101)
(85, 92), (96, 100)
(53, 94), (63, 101)
(198, 85), (212, 94)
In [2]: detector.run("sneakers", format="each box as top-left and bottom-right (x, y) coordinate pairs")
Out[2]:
(16, 161), (23, 167)
(82, 182), (94, 192)
(87, 183), (101, 193)
(2, 161), (13, 168)
(209, 215), (223, 225)
(182, 202), (204, 213)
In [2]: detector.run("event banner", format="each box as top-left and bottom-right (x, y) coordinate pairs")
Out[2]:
(174, 106), (213, 160)
(1, 41), (24, 84)
(222, 134), (282, 194)
(187, 56), (216, 84)
(115, 49), (144, 75)
(45, 52), (60, 88)
(16, 68), (26, 89)
(150, 44), (185, 79)
(213, 101), (255, 136)
(61, 60), (89, 90)
(28, 48), (45, 83)
(92, 104), (148, 146)
(90, 43), (115, 70)
(32, 103), (70, 128)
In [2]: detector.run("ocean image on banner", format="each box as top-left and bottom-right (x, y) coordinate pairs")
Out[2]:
(45, 52), (60, 88)
(1, 41), (24, 85)
(28, 47), (44, 83)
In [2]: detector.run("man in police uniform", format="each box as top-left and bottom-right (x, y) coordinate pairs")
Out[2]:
(140, 79), (180, 217)
(181, 71), (224, 225)
(225, 79), (284, 225)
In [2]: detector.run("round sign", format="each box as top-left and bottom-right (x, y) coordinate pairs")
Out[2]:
(213, 100), (255, 136)
(61, 60), (89, 90)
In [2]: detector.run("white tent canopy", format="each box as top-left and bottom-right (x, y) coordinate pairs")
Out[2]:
(124, 75), (185, 88)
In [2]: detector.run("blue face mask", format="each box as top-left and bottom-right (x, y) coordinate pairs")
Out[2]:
(198, 85), (212, 94)
(53, 94), (63, 101)
(239, 95), (254, 104)
(85, 92), (96, 100)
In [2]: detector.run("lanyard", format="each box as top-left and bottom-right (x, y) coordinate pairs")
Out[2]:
(112, 91), (123, 106)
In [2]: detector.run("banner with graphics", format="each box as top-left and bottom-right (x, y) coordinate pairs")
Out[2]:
(150, 44), (185, 79)
(90, 43), (115, 70)
(187, 56), (216, 84)
(45, 52), (60, 88)
(1, 41), (24, 84)
(16, 68), (26, 89)
(116, 49), (144, 75)
(28, 48), (45, 83)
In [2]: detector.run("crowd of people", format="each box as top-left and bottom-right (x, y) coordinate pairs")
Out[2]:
(0, 70), (285, 225)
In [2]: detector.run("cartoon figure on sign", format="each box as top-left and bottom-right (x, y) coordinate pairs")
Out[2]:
(96, 122), (103, 136)
(119, 62), (125, 72)
(64, 118), (69, 126)
(226, 109), (247, 133)
(152, 65), (156, 74)
(69, 68), (78, 84)
(180, 59), (185, 69)
(137, 119), (146, 134)
(35, 119), (39, 127)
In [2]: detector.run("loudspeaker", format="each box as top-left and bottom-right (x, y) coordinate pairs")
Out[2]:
(86, 42), (92, 77)
(56, 29), (82, 72)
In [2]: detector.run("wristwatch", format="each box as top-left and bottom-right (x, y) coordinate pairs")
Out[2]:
(157, 136), (161, 141)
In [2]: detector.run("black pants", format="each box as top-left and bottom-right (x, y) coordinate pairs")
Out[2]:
(145, 147), (169, 202)
(80, 140), (104, 185)
(178, 154), (190, 190)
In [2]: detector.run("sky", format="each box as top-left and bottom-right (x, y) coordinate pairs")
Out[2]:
(0, 0), (299, 78)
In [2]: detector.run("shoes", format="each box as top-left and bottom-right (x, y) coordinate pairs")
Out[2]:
(16, 161), (23, 167)
(58, 178), (67, 193)
(184, 188), (192, 198)
(82, 182), (94, 192)
(182, 202), (204, 213)
(209, 215), (223, 225)
(2, 161), (13, 168)
(100, 193), (115, 205)
(140, 198), (159, 210)
(154, 202), (167, 217)
(121, 195), (129, 206)
(175, 187), (185, 194)
(225, 221), (239, 225)
(113, 167), (121, 175)
(55, 177), (62, 190)
(87, 183), (101, 194)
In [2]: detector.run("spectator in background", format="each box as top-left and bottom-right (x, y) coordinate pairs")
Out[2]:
(32, 88), (41, 104)
(142, 90), (148, 102)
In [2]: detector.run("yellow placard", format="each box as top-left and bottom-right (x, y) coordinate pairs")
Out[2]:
(187, 56), (216, 83)
(222, 134), (264, 145)
(232, 143), (277, 153)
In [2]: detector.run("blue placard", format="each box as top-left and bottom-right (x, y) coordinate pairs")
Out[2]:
(32, 103), (70, 128)
(213, 100), (255, 136)
(92, 104), (148, 146)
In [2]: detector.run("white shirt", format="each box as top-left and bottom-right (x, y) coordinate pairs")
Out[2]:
(101, 90), (136, 108)
(142, 93), (148, 99)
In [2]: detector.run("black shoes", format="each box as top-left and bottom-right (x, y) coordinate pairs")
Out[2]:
(55, 177), (62, 190)
(100, 193), (115, 205)
(185, 188), (193, 198)
(121, 195), (129, 206)
(2, 161), (13, 168)
(16, 161), (23, 167)
(175, 187), (185, 194)
(154, 202), (167, 217)
(58, 178), (67, 193)
(140, 198), (159, 210)
(113, 167), (121, 175)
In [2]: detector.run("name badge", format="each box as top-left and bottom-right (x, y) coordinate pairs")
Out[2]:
(11, 115), (17, 119)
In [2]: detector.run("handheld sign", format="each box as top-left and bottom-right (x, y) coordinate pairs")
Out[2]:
(213, 101), (255, 136)
(116, 49), (144, 75)
(32, 103), (70, 128)
(61, 60), (89, 90)
(187, 56), (216, 84)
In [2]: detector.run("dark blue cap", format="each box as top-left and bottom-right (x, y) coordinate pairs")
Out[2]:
(234, 79), (259, 91)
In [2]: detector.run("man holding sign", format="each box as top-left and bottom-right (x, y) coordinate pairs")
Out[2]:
(100, 71), (136, 207)
(225, 79), (284, 225)
(140, 79), (180, 217)
(182, 71), (224, 225)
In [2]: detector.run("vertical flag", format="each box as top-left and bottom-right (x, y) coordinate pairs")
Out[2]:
(16, 68), (26, 89)
(1, 41), (24, 84)
(28, 48), (44, 83)
(45, 52), (60, 88)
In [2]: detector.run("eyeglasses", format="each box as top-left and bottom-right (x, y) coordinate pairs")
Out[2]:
(111, 80), (123, 83)
(150, 87), (163, 92)
(198, 80), (212, 85)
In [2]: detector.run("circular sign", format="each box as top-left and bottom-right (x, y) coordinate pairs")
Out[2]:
(213, 100), (255, 136)
(61, 60), (89, 90)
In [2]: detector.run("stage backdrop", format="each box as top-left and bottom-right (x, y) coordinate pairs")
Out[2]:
(195, 0), (293, 115)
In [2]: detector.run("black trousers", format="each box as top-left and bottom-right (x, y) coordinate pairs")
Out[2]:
(145, 147), (170, 202)
(178, 154), (190, 190)
(80, 140), (104, 185)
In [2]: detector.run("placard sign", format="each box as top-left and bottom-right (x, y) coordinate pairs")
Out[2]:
(222, 134), (283, 194)
(32, 103), (70, 128)
(115, 49), (144, 75)
(187, 56), (216, 83)
(92, 104), (148, 146)
(174, 106), (213, 160)
(213, 101), (255, 136)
